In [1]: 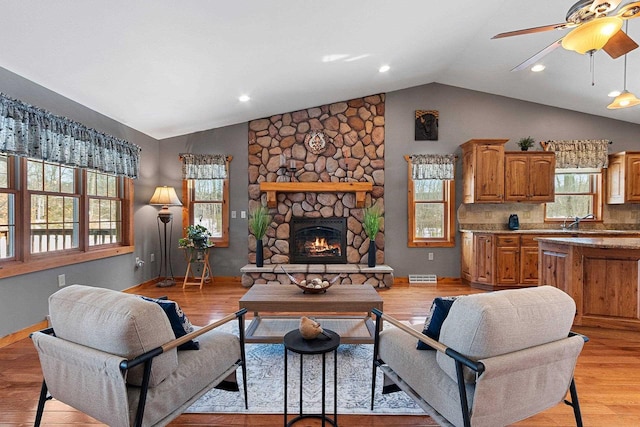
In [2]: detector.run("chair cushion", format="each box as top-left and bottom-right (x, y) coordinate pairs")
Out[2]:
(48, 284), (179, 387)
(139, 296), (199, 350)
(436, 286), (576, 384)
(417, 296), (459, 350)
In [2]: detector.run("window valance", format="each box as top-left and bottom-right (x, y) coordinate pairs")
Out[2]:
(180, 153), (229, 179)
(0, 92), (141, 178)
(410, 154), (456, 180)
(544, 140), (610, 169)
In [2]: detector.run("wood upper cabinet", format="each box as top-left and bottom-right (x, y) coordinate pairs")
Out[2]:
(504, 152), (555, 202)
(607, 151), (640, 204)
(461, 139), (507, 203)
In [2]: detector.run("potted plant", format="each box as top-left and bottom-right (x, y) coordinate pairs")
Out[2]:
(179, 224), (212, 249)
(249, 205), (271, 267)
(517, 136), (535, 151)
(363, 205), (383, 267)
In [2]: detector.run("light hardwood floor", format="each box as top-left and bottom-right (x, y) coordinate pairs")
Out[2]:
(1, 281), (639, 426)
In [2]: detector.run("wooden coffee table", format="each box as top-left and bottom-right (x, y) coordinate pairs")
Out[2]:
(239, 284), (383, 344)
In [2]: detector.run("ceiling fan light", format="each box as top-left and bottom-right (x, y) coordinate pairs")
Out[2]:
(561, 17), (623, 54)
(607, 90), (640, 109)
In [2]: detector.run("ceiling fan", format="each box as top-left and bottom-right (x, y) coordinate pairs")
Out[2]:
(493, 0), (640, 71)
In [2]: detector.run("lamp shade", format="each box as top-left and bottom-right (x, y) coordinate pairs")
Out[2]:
(562, 17), (623, 54)
(149, 186), (182, 207)
(607, 90), (640, 109)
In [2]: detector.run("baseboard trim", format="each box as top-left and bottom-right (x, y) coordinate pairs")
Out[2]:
(393, 277), (461, 286)
(0, 319), (48, 349)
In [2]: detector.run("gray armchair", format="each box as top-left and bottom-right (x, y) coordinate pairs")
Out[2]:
(31, 284), (247, 427)
(371, 286), (587, 427)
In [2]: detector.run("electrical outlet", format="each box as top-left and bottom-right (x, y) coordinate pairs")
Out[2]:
(57, 274), (66, 288)
(241, 210), (247, 219)
(428, 252), (434, 261)
(231, 210), (237, 219)
(150, 253), (155, 262)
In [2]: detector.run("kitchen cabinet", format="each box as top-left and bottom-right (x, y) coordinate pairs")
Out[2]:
(607, 151), (640, 204)
(461, 139), (507, 203)
(504, 152), (555, 202)
(495, 235), (519, 286)
(538, 237), (640, 332)
(474, 233), (494, 285)
(461, 231), (570, 290)
(461, 231), (474, 283)
(463, 230), (640, 290)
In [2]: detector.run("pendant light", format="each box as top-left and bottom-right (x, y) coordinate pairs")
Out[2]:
(607, 21), (640, 109)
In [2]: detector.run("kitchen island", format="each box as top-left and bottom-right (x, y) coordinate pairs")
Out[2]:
(537, 237), (640, 331)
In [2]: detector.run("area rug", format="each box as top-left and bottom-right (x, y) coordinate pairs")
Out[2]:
(186, 342), (424, 415)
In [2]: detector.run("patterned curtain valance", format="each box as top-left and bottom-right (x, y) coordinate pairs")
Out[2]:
(180, 153), (228, 179)
(545, 140), (610, 169)
(0, 92), (141, 178)
(411, 154), (455, 180)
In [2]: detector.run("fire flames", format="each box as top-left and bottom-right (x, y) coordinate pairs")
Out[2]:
(305, 236), (340, 256)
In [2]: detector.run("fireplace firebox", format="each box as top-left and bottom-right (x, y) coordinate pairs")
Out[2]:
(290, 217), (347, 264)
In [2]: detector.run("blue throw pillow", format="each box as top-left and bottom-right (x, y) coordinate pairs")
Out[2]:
(140, 296), (200, 350)
(417, 296), (458, 350)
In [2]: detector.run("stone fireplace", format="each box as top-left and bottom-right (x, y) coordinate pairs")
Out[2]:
(242, 94), (393, 287)
(290, 217), (347, 264)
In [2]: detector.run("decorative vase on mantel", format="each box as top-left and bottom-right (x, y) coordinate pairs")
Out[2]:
(256, 239), (264, 268)
(367, 240), (376, 268)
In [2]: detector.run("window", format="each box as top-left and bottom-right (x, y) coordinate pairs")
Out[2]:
(180, 154), (231, 248)
(87, 170), (122, 246)
(545, 170), (602, 221)
(184, 179), (229, 246)
(406, 155), (455, 247)
(28, 159), (80, 253)
(0, 155), (133, 277)
(0, 155), (15, 259)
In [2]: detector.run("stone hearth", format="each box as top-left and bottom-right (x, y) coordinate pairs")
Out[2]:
(240, 263), (394, 288)
(247, 94), (386, 286)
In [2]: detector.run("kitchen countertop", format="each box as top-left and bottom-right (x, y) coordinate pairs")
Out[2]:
(535, 237), (640, 249)
(459, 229), (640, 235)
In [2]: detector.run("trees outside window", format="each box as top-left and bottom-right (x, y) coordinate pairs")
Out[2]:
(0, 155), (133, 278)
(406, 157), (455, 247)
(545, 171), (602, 221)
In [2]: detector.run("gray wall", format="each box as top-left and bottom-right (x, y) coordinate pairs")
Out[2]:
(0, 66), (161, 338)
(384, 83), (640, 278)
(159, 124), (249, 277)
(2, 68), (640, 339)
(156, 83), (640, 281)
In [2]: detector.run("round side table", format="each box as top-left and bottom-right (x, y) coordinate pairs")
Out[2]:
(283, 328), (340, 427)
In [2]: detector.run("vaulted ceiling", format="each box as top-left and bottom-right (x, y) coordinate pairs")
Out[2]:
(2, 0), (640, 139)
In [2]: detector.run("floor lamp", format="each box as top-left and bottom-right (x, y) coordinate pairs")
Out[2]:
(149, 186), (182, 287)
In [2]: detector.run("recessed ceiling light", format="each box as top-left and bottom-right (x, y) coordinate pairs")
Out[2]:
(239, 95), (251, 102)
(608, 90), (621, 97)
(530, 64), (545, 72)
(379, 65), (390, 73)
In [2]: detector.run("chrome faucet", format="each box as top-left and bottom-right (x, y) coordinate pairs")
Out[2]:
(562, 214), (595, 230)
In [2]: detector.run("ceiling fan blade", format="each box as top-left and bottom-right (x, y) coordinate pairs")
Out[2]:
(615, 1), (640, 19)
(492, 23), (571, 39)
(603, 29), (639, 58)
(511, 39), (563, 72)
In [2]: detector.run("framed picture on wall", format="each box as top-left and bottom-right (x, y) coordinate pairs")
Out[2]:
(415, 110), (439, 141)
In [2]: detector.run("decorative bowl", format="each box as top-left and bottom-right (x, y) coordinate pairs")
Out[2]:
(294, 278), (333, 294)
(280, 266), (341, 294)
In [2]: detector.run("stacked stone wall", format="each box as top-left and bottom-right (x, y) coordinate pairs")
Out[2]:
(247, 94), (385, 267)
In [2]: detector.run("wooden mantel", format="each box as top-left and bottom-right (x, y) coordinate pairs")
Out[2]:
(259, 182), (373, 208)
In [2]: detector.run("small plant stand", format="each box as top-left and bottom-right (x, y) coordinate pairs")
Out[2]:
(182, 246), (213, 289)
